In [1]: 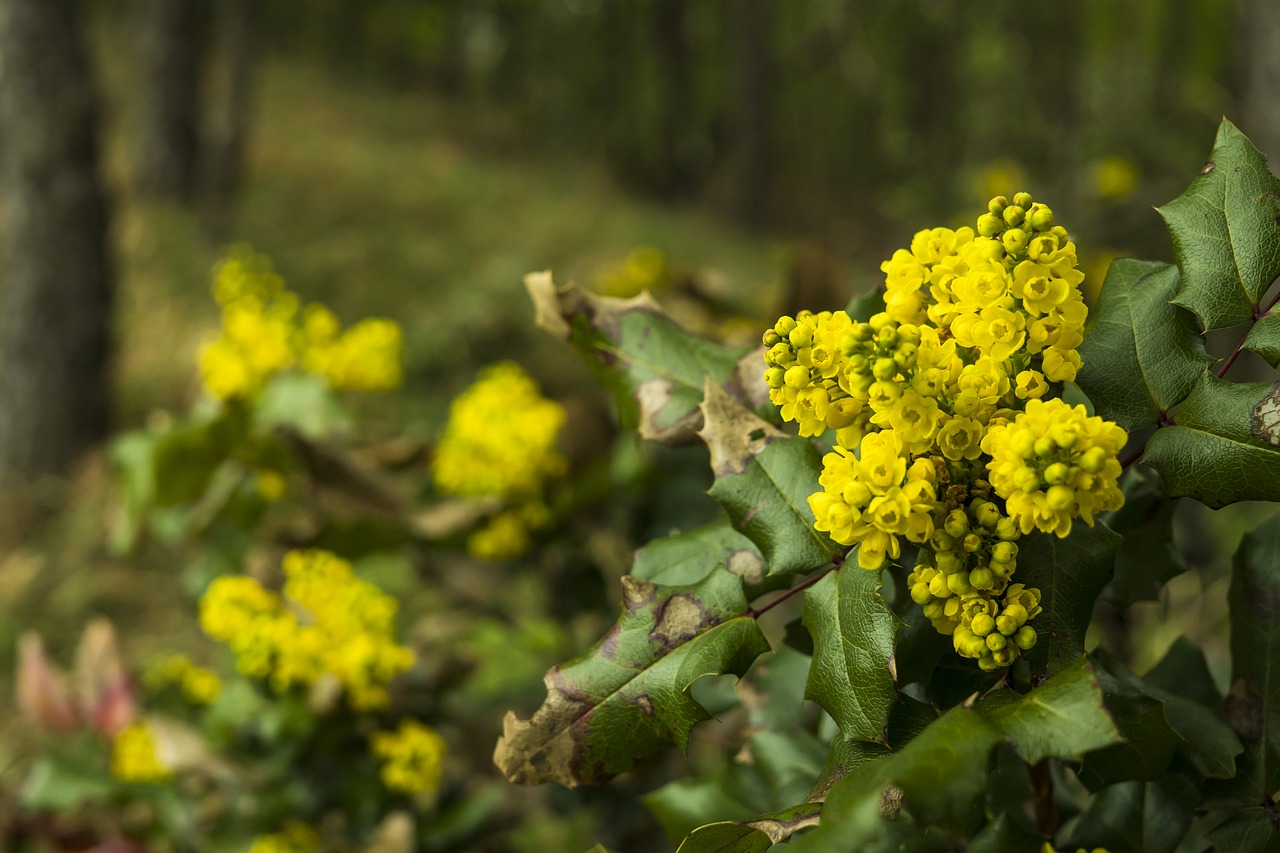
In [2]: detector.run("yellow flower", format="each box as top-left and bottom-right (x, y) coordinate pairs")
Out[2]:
(111, 721), (170, 783)
(248, 822), (320, 853)
(372, 719), (447, 795)
(198, 550), (414, 711)
(983, 398), (1126, 537)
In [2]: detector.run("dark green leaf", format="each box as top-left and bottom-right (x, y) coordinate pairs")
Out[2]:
(966, 812), (1043, 853)
(526, 272), (763, 445)
(1144, 636), (1223, 708)
(701, 382), (838, 574)
(1144, 374), (1280, 507)
(494, 570), (769, 787)
(803, 568), (901, 743)
(1016, 524), (1122, 677)
(750, 729), (829, 807)
(1227, 512), (1280, 800)
(846, 287), (887, 322)
(1064, 775), (1201, 853)
(1244, 312), (1280, 367)
(1207, 809), (1280, 853)
(1101, 471), (1189, 608)
(631, 518), (765, 586)
(979, 656), (1122, 764)
(890, 605), (951, 690)
(885, 695), (939, 750)
(1077, 260), (1213, 430)
(808, 736), (891, 803)
(793, 708), (1002, 849)
(1158, 119), (1280, 330)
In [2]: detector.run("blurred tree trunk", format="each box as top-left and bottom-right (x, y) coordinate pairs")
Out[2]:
(136, 0), (208, 199)
(202, 0), (254, 235)
(729, 0), (769, 231)
(0, 0), (115, 486)
(1240, 0), (1280, 160)
(653, 0), (694, 198)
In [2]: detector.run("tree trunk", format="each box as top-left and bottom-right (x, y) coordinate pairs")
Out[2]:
(1240, 0), (1280, 161)
(202, 0), (253, 235)
(0, 0), (115, 487)
(729, 0), (769, 231)
(135, 0), (208, 199)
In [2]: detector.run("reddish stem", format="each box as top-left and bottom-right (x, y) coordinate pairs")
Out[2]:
(747, 558), (843, 619)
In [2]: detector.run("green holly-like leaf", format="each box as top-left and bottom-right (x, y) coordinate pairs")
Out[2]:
(979, 656), (1122, 764)
(493, 569), (769, 787)
(525, 271), (768, 445)
(700, 381), (838, 575)
(1076, 260), (1214, 431)
(1078, 650), (1242, 790)
(1143, 373), (1280, 508)
(1207, 809), (1280, 853)
(1063, 775), (1202, 853)
(1158, 119), (1280, 331)
(803, 568), (901, 743)
(1015, 524), (1122, 677)
(1226, 512), (1280, 803)
(631, 518), (765, 587)
(790, 708), (1002, 851)
(1244, 312), (1280, 367)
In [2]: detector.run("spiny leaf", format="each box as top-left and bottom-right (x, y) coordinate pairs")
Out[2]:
(701, 381), (838, 575)
(802, 568), (901, 743)
(1244, 312), (1280, 367)
(1079, 651), (1241, 789)
(979, 656), (1122, 764)
(524, 271), (763, 445)
(1063, 775), (1202, 853)
(1015, 524), (1122, 677)
(1207, 809), (1280, 853)
(1143, 373), (1280, 507)
(493, 570), (768, 787)
(1158, 119), (1280, 331)
(631, 519), (765, 587)
(790, 708), (1002, 850)
(1226, 512), (1280, 802)
(1076, 260), (1213, 431)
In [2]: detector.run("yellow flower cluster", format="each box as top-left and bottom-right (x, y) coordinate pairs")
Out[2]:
(143, 653), (222, 705)
(111, 720), (170, 783)
(985, 399), (1127, 538)
(765, 193), (1127, 670)
(198, 550), (413, 711)
(248, 822), (320, 853)
(199, 246), (403, 400)
(371, 718), (447, 795)
(432, 362), (567, 559)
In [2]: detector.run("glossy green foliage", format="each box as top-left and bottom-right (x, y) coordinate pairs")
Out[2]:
(1144, 374), (1280, 507)
(803, 568), (901, 743)
(525, 272), (764, 445)
(1159, 119), (1280, 330)
(1076, 260), (1213, 430)
(493, 569), (768, 787)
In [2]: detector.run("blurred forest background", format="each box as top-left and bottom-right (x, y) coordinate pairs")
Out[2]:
(0, 0), (1277, 849)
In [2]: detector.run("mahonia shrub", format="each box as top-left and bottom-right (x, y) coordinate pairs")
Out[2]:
(497, 120), (1280, 853)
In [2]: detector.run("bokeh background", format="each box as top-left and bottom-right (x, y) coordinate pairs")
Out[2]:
(1, 0), (1277, 849)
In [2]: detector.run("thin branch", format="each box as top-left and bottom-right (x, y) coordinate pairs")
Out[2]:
(747, 556), (844, 619)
